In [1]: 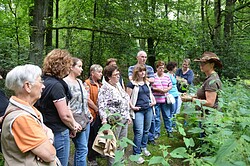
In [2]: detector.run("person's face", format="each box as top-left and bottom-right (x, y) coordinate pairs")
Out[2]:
(92, 69), (103, 80)
(29, 76), (45, 102)
(199, 61), (213, 72)
(109, 61), (117, 66)
(182, 62), (189, 69)
(156, 65), (165, 75)
(137, 53), (147, 65)
(173, 66), (177, 73)
(137, 69), (146, 78)
(109, 69), (120, 84)
(71, 61), (83, 77)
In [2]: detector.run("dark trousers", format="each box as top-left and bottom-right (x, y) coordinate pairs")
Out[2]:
(87, 115), (101, 161)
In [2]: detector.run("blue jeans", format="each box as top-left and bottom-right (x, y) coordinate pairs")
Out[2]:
(72, 123), (90, 166)
(170, 96), (179, 115)
(133, 107), (153, 155)
(170, 96), (179, 128)
(154, 103), (172, 133)
(54, 129), (70, 166)
(148, 111), (156, 141)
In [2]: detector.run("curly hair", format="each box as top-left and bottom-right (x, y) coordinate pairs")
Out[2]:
(132, 64), (147, 82)
(43, 49), (73, 78)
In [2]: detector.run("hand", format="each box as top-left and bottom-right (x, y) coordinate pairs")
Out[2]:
(89, 114), (94, 123)
(74, 122), (82, 132)
(132, 106), (141, 111)
(102, 119), (107, 124)
(181, 94), (192, 102)
(36, 156), (44, 162)
(127, 117), (132, 124)
(150, 101), (156, 107)
(70, 130), (77, 138)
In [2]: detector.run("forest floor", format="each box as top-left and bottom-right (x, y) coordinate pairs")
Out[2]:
(68, 113), (190, 166)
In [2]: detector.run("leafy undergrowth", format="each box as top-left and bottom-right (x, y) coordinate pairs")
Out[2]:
(0, 79), (249, 166)
(96, 79), (250, 166)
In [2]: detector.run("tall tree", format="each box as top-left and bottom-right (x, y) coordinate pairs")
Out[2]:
(30, 0), (48, 65)
(45, 0), (53, 53)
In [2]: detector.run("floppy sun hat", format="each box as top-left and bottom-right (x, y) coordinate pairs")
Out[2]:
(194, 51), (222, 68)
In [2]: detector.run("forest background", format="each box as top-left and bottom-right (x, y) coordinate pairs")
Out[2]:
(0, 0), (249, 83)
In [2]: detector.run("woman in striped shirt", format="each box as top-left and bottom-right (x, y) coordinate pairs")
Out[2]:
(150, 61), (173, 138)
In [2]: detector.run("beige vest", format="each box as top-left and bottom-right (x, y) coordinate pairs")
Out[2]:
(1, 104), (57, 166)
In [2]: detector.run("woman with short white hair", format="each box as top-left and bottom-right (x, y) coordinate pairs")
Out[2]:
(2, 64), (57, 165)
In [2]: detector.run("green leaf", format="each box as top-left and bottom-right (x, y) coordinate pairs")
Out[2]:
(129, 154), (140, 162)
(214, 139), (237, 164)
(98, 124), (111, 132)
(232, 161), (246, 166)
(114, 150), (124, 164)
(163, 150), (168, 158)
(148, 156), (169, 166)
(100, 134), (113, 140)
(188, 127), (204, 134)
(241, 135), (250, 142)
(120, 137), (136, 146)
(183, 137), (195, 148)
(178, 126), (186, 136)
(170, 147), (188, 158)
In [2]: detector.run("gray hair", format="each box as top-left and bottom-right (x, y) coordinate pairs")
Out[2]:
(5, 64), (42, 92)
(90, 64), (103, 73)
(137, 50), (147, 57)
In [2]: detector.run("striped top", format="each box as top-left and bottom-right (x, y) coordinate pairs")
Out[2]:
(152, 73), (172, 103)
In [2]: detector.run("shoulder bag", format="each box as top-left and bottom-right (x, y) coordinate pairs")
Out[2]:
(73, 80), (90, 131)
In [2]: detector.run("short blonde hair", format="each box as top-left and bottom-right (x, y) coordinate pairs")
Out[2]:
(183, 58), (191, 65)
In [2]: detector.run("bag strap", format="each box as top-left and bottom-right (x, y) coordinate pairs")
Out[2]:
(76, 80), (84, 112)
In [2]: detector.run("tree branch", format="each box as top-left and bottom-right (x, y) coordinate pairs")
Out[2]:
(234, 2), (250, 12)
(50, 26), (147, 39)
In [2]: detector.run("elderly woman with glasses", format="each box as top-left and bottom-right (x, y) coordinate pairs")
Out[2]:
(98, 65), (131, 165)
(2, 64), (57, 165)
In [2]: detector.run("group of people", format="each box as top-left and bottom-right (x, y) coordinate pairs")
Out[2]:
(0, 49), (222, 166)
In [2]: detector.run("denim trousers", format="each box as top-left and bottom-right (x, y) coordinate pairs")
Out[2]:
(133, 107), (153, 155)
(72, 123), (90, 166)
(170, 96), (179, 128)
(155, 102), (172, 133)
(148, 111), (156, 141)
(54, 129), (70, 166)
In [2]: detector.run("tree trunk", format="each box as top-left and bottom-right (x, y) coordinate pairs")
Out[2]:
(201, 0), (205, 50)
(224, 0), (235, 39)
(89, 0), (97, 71)
(30, 0), (48, 65)
(147, 37), (156, 69)
(55, 0), (59, 48)
(45, 0), (53, 53)
(213, 0), (222, 51)
(147, 0), (156, 69)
